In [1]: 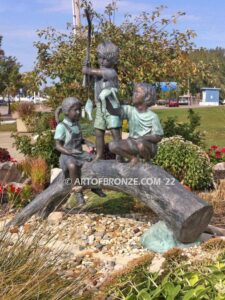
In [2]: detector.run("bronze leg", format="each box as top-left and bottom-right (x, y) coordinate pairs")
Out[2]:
(95, 128), (105, 160)
(136, 140), (157, 160)
(68, 162), (81, 185)
(109, 139), (138, 159)
(110, 128), (122, 161)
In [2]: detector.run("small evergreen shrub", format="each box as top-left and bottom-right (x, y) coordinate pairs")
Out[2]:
(154, 136), (213, 190)
(162, 108), (204, 146)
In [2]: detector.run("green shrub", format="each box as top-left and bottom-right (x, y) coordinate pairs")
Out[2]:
(154, 136), (213, 190)
(103, 252), (225, 300)
(12, 130), (59, 167)
(162, 109), (204, 146)
(16, 101), (35, 119)
(23, 112), (54, 134)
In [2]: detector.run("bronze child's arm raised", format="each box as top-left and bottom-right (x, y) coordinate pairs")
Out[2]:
(105, 95), (122, 116)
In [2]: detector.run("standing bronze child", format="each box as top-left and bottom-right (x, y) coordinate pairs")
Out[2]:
(82, 41), (122, 160)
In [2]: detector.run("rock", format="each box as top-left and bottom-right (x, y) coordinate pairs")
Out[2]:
(199, 233), (213, 242)
(213, 162), (225, 171)
(148, 256), (165, 274)
(88, 235), (95, 244)
(9, 226), (19, 234)
(47, 212), (65, 225)
(213, 163), (225, 180)
(0, 161), (27, 184)
(23, 223), (31, 234)
(50, 168), (62, 183)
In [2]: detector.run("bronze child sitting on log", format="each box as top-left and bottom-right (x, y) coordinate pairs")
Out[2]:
(82, 41), (122, 161)
(106, 83), (164, 164)
(54, 97), (105, 206)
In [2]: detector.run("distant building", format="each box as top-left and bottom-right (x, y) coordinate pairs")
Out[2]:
(199, 87), (220, 106)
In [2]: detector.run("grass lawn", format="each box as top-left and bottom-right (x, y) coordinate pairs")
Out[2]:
(152, 106), (225, 149)
(67, 190), (153, 215)
(0, 123), (16, 132)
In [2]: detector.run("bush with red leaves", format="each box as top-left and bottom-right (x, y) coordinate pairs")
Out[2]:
(0, 148), (11, 163)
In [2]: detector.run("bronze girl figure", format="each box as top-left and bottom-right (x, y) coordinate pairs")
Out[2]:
(54, 97), (105, 206)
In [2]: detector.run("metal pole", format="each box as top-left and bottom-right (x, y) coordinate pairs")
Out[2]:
(75, 0), (81, 27)
(72, 0), (76, 35)
(72, 0), (81, 35)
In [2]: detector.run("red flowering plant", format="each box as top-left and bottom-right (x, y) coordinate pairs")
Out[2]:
(49, 116), (57, 129)
(207, 145), (225, 164)
(0, 148), (17, 163)
(6, 184), (32, 208)
(0, 148), (11, 162)
(0, 184), (7, 203)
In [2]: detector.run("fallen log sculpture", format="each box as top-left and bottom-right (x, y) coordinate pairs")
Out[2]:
(7, 160), (213, 243)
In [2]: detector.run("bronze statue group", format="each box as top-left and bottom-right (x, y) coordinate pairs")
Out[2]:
(54, 41), (164, 206)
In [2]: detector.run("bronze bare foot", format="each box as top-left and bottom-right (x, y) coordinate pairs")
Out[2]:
(130, 156), (140, 165)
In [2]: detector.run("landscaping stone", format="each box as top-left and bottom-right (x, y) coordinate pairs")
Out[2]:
(213, 162), (225, 171)
(4, 209), (220, 296)
(213, 162), (225, 180)
(50, 168), (62, 183)
(0, 161), (26, 184)
(47, 211), (65, 225)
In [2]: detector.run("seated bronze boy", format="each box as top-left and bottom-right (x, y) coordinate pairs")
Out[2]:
(105, 83), (164, 164)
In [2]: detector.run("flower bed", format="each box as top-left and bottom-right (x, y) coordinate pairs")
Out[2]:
(0, 147), (17, 163)
(0, 183), (32, 208)
(207, 145), (225, 164)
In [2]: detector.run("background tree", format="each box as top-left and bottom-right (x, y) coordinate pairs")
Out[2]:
(21, 71), (41, 97)
(189, 47), (225, 98)
(34, 1), (212, 108)
(0, 36), (21, 114)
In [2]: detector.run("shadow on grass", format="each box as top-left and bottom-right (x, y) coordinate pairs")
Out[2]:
(66, 190), (156, 218)
(67, 190), (136, 215)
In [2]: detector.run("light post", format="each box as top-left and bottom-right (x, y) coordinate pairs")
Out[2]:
(72, 0), (81, 35)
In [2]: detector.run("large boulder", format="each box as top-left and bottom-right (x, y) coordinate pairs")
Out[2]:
(213, 162), (225, 181)
(0, 162), (26, 184)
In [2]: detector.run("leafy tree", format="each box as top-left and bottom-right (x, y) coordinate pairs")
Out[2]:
(34, 1), (211, 108)
(21, 71), (41, 97)
(189, 47), (225, 98)
(0, 36), (21, 114)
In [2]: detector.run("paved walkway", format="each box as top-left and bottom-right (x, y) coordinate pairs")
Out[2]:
(0, 132), (25, 161)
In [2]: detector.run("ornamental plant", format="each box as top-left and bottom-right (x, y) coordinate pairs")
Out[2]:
(17, 157), (50, 193)
(0, 148), (11, 162)
(6, 184), (32, 208)
(207, 145), (225, 164)
(102, 251), (225, 300)
(154, 136), (214, 190)
(12, 130), (59, 167)
(30, 157), (49, 192)
(16, 101), (35, 119)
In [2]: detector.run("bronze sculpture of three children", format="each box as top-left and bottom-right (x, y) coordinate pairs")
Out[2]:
(54, 41), (164, 206)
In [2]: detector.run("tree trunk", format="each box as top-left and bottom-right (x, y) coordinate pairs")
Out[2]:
(7, 160), (213, 243)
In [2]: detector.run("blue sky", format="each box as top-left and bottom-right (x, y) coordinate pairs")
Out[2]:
(0, 0), (224, 72)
